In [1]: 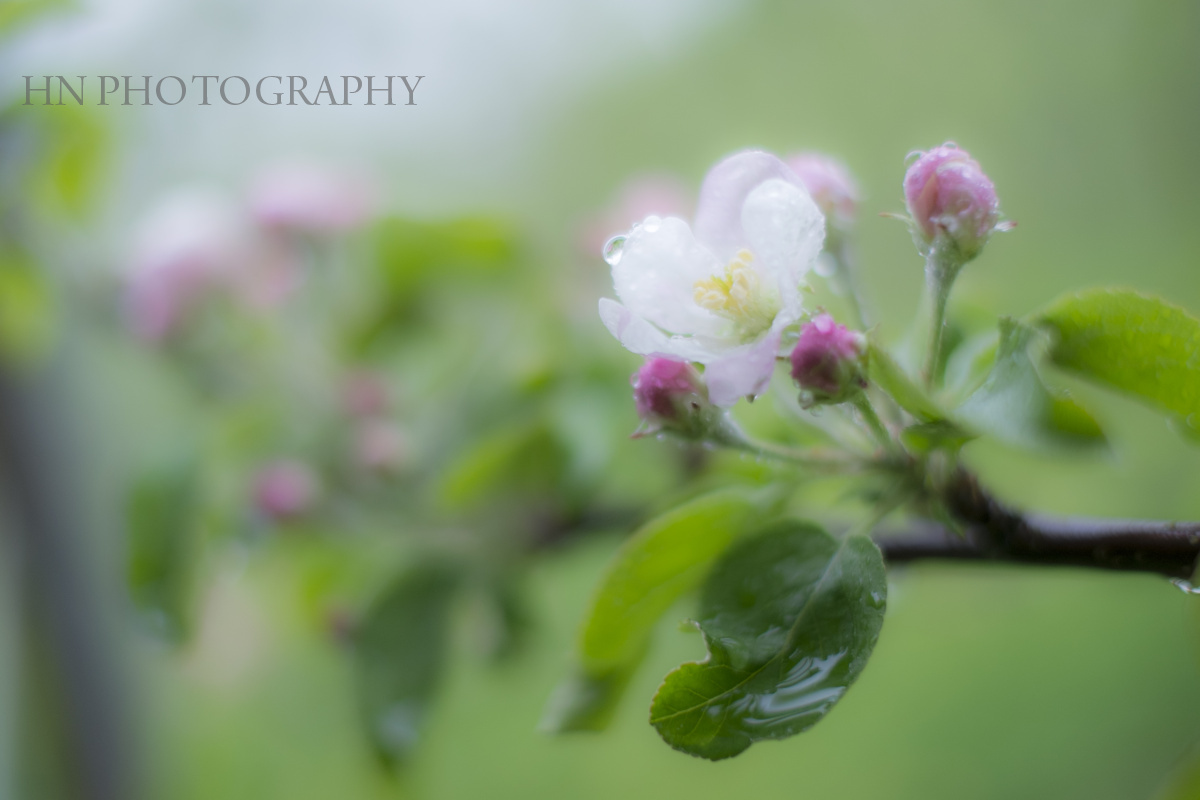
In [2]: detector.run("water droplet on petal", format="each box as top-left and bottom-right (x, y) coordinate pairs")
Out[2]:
(603, 235), (627, 266)
(640, 215), (662, 234)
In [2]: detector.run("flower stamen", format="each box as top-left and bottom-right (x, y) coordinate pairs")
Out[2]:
(693, 249), (778, 338)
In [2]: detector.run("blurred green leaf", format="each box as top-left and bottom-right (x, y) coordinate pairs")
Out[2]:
(957, 318), (1106, 451)
(435, 421), (572, 514)
(351, 215), (521, 352)
(650, 521), (886, 760)
(941, 329), (999, 403)
(1037, 288), (1200, 438)
(1157, 744), (1200, 800)
(0, 0), (68, 37)
(0, 250), (54, 365)
(126, 456), (202, 644)
(472, 575), (533, 664)
(541, 486), (782, 733)
(4, 103), (108, 217)
(901, 420), (975, 454)
(867, 339), (946, 423)
(354, 563), (460, 766)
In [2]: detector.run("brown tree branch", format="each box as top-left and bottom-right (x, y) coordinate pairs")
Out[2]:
(875, 470), (1200, 580)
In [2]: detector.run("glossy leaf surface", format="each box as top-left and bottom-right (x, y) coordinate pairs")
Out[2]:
(1037, 288), (1200, 435)
(650, 522), (886, 760)
(541, 486), (780, 733)
(957, 318), (1105, 451)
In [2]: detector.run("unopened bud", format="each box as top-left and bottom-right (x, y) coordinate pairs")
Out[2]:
(252, 460), (319, 522)
(786, 153), (859, 229)
(789, 314), (867, 406)
(903, 143), (1001, 261)
(631, 358), (717, 439)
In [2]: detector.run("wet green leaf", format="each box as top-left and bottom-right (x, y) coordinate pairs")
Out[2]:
(1037, 288), (1200, 435)
(956, 318), (1106, 451)
(650, 521), (886, 760)
(541, 486), (782, 733)
(354, 563), (460, 765)
(126, 456), (202, 644)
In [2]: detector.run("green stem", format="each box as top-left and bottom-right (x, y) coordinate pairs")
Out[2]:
(829, 234), (869, 330)
(851, 393), (899, 457)
(922, 250), (963, 389)
(709, 418), (863, 472)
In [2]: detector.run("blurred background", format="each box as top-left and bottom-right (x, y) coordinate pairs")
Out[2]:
(2, 0), (1200, 798)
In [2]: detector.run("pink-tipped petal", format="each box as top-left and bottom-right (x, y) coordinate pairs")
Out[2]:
(693, 150), (807, 262)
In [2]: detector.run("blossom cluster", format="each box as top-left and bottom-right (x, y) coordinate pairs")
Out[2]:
(597, 144), (1003, 437)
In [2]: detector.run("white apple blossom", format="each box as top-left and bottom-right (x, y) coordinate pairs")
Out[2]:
(598, 150), (826, 406)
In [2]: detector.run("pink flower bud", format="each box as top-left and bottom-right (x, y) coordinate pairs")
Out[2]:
(249, 164), (376, 234)
(630, 358), (714, 438)
(252, 460), (319, 522)
(786, 153), (859, 228)
(789, 314), (867, 405)
(903, 143), (1001, 260)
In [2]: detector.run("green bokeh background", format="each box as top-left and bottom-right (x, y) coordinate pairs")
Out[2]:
(15, 0), (1200, 797)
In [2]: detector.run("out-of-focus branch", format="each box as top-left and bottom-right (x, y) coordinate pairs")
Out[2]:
(0, 363), (135, 800)
(875, 470), (1200, 580)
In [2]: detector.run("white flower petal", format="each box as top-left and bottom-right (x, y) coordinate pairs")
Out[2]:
(693, 151), (807, 262)
(741, 178), (825, 314)
(598, 298), (719, 363)
(610, 216), (727, 338)
(703, 323), (784, 406)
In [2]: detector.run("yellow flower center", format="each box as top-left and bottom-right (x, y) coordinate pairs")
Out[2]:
(693, 249), (778, 339)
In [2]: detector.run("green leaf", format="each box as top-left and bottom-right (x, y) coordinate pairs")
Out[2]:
(956, 318), (1106, 451)
(435, 421), (571, 513)
(126, 456), (202, 644)
(1036, 288), (1200, 434)
(901, 420), (975, 454)
(867, 339), (946, 423)
(0, 252), (54, 366)
(541, 486), (781, 733)
(650, 521), (886, 760)
(350, 215), (520, 351)
(354, 563), (460, 765)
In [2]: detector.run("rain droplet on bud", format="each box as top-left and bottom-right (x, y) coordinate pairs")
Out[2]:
(603, 235), (628, 266)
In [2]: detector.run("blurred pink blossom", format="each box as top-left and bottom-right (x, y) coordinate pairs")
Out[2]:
(352, 419), (408, 473)
(786, 153), (860, 229)
(340, 370), (391, 418)
(123, 190), (244, 341)
(249, 164), (377, 234)
(252, 460), (319, 521)
(579, 174), (692, 257)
